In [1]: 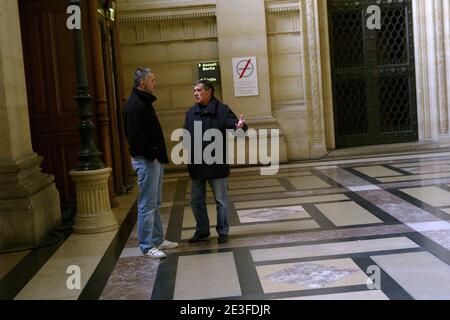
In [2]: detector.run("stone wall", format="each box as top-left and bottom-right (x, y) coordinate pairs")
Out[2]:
(116, 0), (450, 163)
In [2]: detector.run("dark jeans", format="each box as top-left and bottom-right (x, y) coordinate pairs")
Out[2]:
(190, 178), (229, 235)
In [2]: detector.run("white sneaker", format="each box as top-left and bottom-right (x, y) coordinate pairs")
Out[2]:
(157, 240), (179, 250)
(144, 247), (166, 259)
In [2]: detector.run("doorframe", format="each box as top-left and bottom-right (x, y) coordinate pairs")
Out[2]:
(412, 0), (439, 143)
(317, 0), (336, 151)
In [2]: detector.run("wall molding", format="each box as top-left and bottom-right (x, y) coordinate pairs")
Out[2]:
(118, 0), (216, 24)
(119, 10), (216, 23)
(265, 0), (300, 13)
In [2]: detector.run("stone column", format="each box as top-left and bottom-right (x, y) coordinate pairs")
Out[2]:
(413, 0), (450, 145)
(216, 0), (287, 162)
(0, 0), (60, 251)
(434, 0), (448, 135)
(299, 0), (328, 158)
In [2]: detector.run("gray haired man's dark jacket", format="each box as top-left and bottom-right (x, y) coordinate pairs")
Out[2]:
(124, 87), (169, 164)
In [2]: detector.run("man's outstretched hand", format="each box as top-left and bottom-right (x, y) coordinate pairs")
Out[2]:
(236, 114), (246, 130)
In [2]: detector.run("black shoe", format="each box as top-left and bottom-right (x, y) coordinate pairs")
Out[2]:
(218, 234), (229, 244)
(188, 232), (210, 243)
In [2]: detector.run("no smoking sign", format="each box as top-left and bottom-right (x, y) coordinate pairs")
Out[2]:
(236, 59), (255, 78)
(232, 56), (259, 97)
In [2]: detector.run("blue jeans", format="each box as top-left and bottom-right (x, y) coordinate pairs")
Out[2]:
(190, 178), (229, 235)
(131, 157), (165, 253)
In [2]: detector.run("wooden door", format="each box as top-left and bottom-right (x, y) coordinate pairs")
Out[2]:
(19, 0), (98, 208)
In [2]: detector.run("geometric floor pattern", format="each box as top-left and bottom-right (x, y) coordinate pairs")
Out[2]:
(2, 151), (450, 300)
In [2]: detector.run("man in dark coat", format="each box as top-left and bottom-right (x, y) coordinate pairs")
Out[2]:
(124, 68), (178, 258)
(184, 80), (248, 244)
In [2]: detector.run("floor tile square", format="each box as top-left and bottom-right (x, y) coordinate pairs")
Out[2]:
(315, 201), (383, 227)
(288, 176), (331, 190)
(400, 186), (450, 207)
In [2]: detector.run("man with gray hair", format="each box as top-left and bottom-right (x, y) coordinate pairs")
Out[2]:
(124, 68), (178, 258)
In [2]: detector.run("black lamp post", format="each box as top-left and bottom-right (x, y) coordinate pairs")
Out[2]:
(70, 0), (105, 171)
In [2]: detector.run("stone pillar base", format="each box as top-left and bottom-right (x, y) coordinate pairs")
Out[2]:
(438, 136), (450, 147)
(70, 168), (118, 234)
(0, 155), (61, 252)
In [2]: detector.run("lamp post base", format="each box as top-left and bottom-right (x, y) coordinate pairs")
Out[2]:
(70, 167), (118, 234)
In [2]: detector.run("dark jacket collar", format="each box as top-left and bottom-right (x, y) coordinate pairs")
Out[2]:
(194, 97), (218, 114)
(133, 87), (157, 104)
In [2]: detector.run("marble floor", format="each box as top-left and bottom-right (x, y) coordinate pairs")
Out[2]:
(1, 150), (450, 300)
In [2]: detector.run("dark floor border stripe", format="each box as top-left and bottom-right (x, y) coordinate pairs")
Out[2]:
(302, 204), (335, 229)
(384, 157), (450, 168)
(236, 232), (416, 254)
(233, 247), (264, 296)
(277, 177), (297, 192)
(214, 284), (375, 300)
(253, 247), (425, 267)
(78, 202), (137, 300)
(0, 225), (73, 300)
(167, 206), (187, 243)
(343, 167), (382, 185)
(381, 176), (450, 185)
(185, 182), (280, 196)
(181, 217), (315, 231)
(225, 228), (323, 240)
(312, 169), (344, 188)
(406, 233), (450, 265)
(234, 199), (352, 212)
(228, 201), (241, 226)
(352, 256), (414, 300)
(337, 156), (450, 170)
(224, 187), (347, 204)
(151, 255), (178, 300)
(382, 164), (413, 176)
(379, 177), (450, 191)
(166, 179), (188, 242)
(344, 192), (403, 225)
(386, 189), (450, 221)
(171, 232), (417, 263)
(438, 184), (450, 193)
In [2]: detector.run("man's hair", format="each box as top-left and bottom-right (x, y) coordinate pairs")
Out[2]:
(195, 79), (215, 96)
(134, 68), (152, 87)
